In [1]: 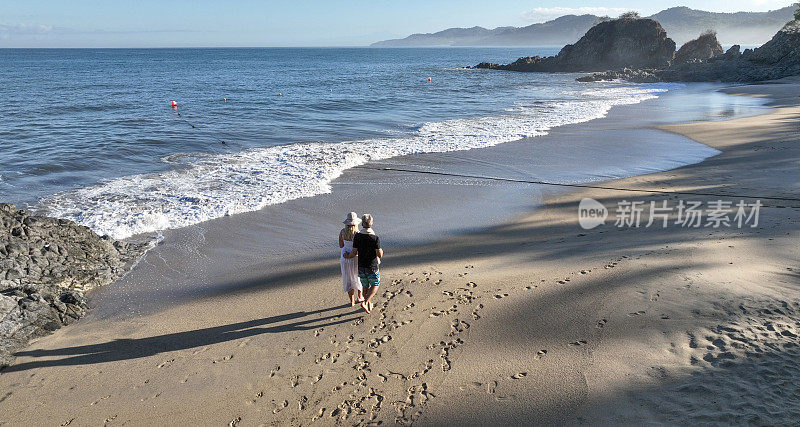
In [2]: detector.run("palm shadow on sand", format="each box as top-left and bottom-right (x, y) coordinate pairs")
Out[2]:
(4, 304), (359, 373)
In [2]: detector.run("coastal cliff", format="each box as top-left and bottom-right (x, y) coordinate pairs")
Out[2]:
(478, 11), (800, 83)
(476, 17), (676, 72)
(673, 31), (724, 65)
(0, 204), (147, 368)
(579, 24), (800, 82)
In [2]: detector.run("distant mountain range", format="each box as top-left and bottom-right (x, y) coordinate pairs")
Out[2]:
(371, 6), (796, 47)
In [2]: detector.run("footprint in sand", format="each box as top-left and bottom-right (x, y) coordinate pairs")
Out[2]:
(570, 340), (588, 347)
(597, 318), (608, 328)
(493, 293), (509, 299)
(510, 372), (528, 380)
(272, 400), (289, 414)
(534, 349), (548, 359)
(269, 366), (281, 377)
(628, 311), (646, 317)
(157, 358), (175, 368)
(466, 282), (477, 288)
(90, 395), (111, 406)
(213, 355), (234, 364)
(192, 346), (209, 355)
(312, 407), (326, 421)
(460, 381), (483, 391)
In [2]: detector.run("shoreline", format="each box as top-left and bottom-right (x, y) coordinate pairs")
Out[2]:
(86, 83), (752, 321)
(0, 81), (750, 365)
(29, 81), (744, 242)
(0, 80), (797, 424)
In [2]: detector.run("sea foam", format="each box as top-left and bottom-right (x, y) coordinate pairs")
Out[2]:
(39, 84), (672, 239)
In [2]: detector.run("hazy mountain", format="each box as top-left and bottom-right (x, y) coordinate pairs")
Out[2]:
(371, 6), (796, 47)
(651, 6), (796, 45)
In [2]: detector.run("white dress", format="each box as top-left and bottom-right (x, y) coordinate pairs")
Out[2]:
(341, 239), (361, 292)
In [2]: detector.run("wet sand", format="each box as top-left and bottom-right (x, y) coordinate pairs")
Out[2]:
(0, 80), (797, 425)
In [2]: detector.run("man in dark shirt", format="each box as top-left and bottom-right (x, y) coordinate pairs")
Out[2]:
(345, 214), (383, 313)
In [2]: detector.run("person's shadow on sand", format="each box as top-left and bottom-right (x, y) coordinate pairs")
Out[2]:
(3, 304), (359, 373)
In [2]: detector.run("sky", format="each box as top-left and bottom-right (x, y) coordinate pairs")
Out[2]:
(0, 0), (796, 47)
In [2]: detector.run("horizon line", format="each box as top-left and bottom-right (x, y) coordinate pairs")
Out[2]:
(0, 45), (571, 50)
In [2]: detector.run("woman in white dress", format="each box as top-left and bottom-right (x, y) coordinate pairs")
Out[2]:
(339, 212), (363, 306)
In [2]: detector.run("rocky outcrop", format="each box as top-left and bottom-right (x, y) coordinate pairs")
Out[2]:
(578, 25), (800, 83)
(0, 203), (148, 369)
(476, 17), (676, 72)
(673, 31), (724, 64)
(576, 68), (662, 83)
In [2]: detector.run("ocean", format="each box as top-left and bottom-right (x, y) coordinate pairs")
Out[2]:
(0, 47), (709, 239)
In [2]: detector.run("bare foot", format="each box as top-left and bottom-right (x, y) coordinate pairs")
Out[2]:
(350, 299), (357, 307)
(361, 301), (372, 314)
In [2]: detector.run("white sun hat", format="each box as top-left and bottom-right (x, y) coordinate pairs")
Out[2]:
(343, 212), (360, 226)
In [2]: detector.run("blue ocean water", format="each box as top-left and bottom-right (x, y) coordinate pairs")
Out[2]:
(0, 47), (680, 239)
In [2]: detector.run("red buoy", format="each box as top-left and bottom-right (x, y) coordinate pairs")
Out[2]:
(427, 77), (432, 82)
(171, 100), (178, 108)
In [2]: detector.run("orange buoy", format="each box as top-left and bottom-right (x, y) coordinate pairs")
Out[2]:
(170, 100), (177, 108)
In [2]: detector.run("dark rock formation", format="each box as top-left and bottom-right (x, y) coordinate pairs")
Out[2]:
(673, 31), (724, 64)
(578, 25), (800, 83)
(721, 45), (742, 60)
(476, 17), (676, 72)
(0, 203), (148, 369)
(576, 68), (662, 83)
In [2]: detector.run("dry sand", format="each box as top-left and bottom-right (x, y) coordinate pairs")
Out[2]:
(0, 79), (798, 425)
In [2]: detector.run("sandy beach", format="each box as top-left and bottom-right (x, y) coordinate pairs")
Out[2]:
(1, 78), (799, 425)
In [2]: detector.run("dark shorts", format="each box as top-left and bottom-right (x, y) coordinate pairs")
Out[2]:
(358, 267), (380, 289)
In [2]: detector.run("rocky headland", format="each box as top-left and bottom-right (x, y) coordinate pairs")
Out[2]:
(477, 12), (800, 84)
(579, 25), (800, 83)
(0, 204), (148, 368)
(672, 30), (724, 65)
(476, 16), (676, 72)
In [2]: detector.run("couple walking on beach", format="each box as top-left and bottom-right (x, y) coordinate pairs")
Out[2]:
(339, 212), (382, 313)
